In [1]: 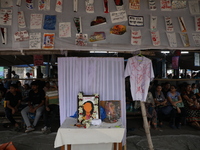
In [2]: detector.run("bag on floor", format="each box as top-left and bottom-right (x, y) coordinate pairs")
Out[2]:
(0, 141), (17, 150)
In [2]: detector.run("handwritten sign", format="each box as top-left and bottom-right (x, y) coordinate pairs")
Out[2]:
(131, 30), (141, 45)
(18, 11), (26, 28)
(129, 0), (140, 10)
(110, 10), (127, 23)
(193, 33), (200, 46)
(0, 9), (12, 25)
(128, 15), (144, 27)
(14, 30), (29, 41)
(30, 14), (43, 29)
(165, 17), (173, 32)
(151, 31), (160, 46)
(59, 22), (71, 38)
(55, 0), (63, 12)
(195, 16), (200, 32)
(160, 0), (172, 11)
(180, 33), (190, 47)
(29, 33), (41, 49)
(166, 32), (177, 47)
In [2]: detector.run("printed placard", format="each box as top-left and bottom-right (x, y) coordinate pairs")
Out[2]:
(172, 0), (186, 9)
(26, 0), (34, 10)
(38, 0), (50, 11)
(178, 17), (187, 32)
(85, 0), (94, 13)
(29, 33), (41, 49)
(192, 33), (200, 46)
(150, 15), (157, 31)
(166, 32), (177, 47)
(188, 1), (200, 15)
(59, 22), (71, 38)
(43, 15), (56, 30)
(131, 30), (141, 45)
(129, 0), (140, 10)
(14, 30), (29, 41)
(195, 16), (200, 32)
(128, 15), (144, 27)
(110, 10), (127, 23)
(43, 33), (55, 49)
(55, 0), (63, 12)
(0, 9), (12, 25)
(34, 55), (43, 66)
(1, 0), (13, 8)
(30, 14), (43, 29)
(180, 33), (190, 47)
(18, 11), (26, 28)
(151, 31), (160, 46)
(165, 17), (173, 32)
(75, 33), (88, 46)
(160, 0), (172, 11)
(194, 53), (200, 66)
(149, 0), (156, 10)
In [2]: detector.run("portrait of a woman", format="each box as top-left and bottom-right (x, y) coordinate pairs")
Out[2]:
(82, 101), (94, 120)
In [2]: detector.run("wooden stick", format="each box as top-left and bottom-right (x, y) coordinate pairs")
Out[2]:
(140, 101), (154, 150)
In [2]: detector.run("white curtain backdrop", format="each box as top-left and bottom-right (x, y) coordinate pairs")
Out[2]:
(58, 57), (126, 129)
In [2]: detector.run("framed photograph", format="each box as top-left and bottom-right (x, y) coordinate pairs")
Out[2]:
(104, 100), (121, 123)
(77, 93), (100, 124)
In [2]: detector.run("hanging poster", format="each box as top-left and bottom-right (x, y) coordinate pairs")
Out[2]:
(38, 0), (50, 11)
(149, 0), (156, 10)
(160, 0), (172, 11)
(0, 9), (12, 25)
(29, 33), (41, 49)
(195, 16), (200, 32)
(110, 10), (127, 23)
(85, 0), (94, 13)
(192, 33), (200, 47)
(26, 0), (34, 10)
(180, 33), (190, 47)
(172, 56), (179, 69)
(34, 55), (43, 66)
(166, 32), (177, 47)
(114, 0), (124, 11)
(0, 28), (7, 44)
(59, 22), (71, 38)
(18, 11), (26, 28)
(151, 31), (160, 46)
(30, 14), (43, 29)
(131, 30), (141, 45)
(55, 0), (63, 12)
(178, 17), (187, 32)
(89, 32), (106, 42)
(75, 33), (88, 46)
(1, 0), (13, 8)
(188, 1), (200, 15)
(194, 53), (200, 66)
(165, 17), (173, 32)
(90, 16), (106, 26)
(16, 0), (21, 7)
(43, 33), (55, 49)
(128, 15), (144, 27)
(74, 17), (82, 33)
(129, 0), (140, 10)
(150, 15), (157, 31)
(74, 0), (78, 12)
(110, 25), (126, 35)
(43, 15), (56, 30)
(14, 30), (29, 41)
(103, 0), (109, 13)
(172, 0), (186, 9)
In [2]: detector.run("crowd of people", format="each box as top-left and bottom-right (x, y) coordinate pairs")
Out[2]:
(144, 81), (200, 130)
(0, 71), (59, 134)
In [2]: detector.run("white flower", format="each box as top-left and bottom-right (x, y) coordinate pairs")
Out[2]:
(94, 105), (98, 112)
(79, 101), (83, 106)
(78, 107), (83, 113)
(86, 122), (90, 128)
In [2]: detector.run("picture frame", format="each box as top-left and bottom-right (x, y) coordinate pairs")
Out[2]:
(77, 93), (100, 124)
(104, 100), (121, 123)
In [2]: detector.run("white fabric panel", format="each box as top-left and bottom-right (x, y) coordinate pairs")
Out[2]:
(58, 57), (126, 130)
(0, 0), (199, 51)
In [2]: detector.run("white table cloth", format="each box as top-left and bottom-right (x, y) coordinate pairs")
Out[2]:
(54, 117), (125, 150)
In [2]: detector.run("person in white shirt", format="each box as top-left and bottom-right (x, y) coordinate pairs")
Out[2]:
(24, 72), (33, 86)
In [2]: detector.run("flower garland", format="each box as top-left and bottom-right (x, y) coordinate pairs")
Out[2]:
(77, 92), (99, 128)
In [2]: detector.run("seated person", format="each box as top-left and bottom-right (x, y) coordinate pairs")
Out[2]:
(41, 87), (59, 134)
(4, 84), (22, 131)
(21, 81), (45, 133)
(167, 85), (186, 129)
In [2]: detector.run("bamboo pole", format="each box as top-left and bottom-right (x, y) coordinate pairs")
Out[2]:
(140, 101), (154, 150)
